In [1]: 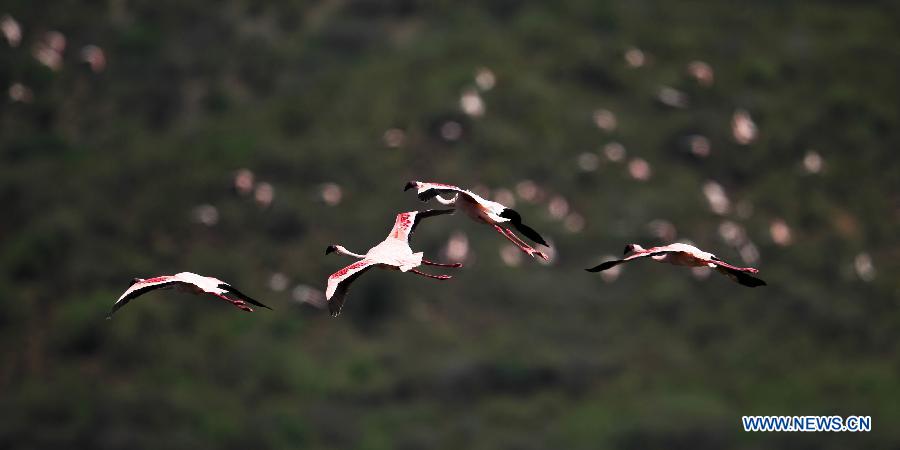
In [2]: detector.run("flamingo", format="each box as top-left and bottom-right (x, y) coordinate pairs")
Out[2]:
(404, 181), (549, 260)
(325, 209), (462, 317)
(585, 243), (766, 287)
(107, 272), (271, 318)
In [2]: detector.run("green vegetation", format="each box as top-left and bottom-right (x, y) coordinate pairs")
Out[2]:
(1, 1), (897, 448)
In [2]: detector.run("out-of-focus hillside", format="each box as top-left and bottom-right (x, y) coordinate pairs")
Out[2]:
(1, 1), (898, 448)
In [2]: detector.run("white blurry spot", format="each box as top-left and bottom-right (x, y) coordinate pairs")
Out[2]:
(475, 67), (496, 91)
(803, 150), (824, 174)
(657, 86), (689, 108)
(500, 245), (523, 267)
(460, 88), (485, 117)
(254, 182), (274, 208)
(440, 121), (462, 141)
(383, 128), (406, 148)
(604, 142), (626, 162)
(739, 242), (760, 265)
(46, 31), (66, 52)
(769, 218), (792, 246)
(33, 31), (66, 71)
(687, 60), (714, 86)
(1, 15), (21, 47)
(688, 135), (711, 158)
(703, 181), (730, 215)
(33, 46), (62, 71)
(647, 219), (677, 242)
(234, 169), (254, 195)
(592, 109), (617, 132)
(691, 266), (712, 279)
(268, 272), (289, 292)
(627, 158), (652, 181)
(319, 182), (342, 206)
(548, 195), (569, 220)
(732, 109), (758, 145)
(515, 180), (539, 202)
(624, 47), (645, 68)
(8, 83), (33, 103)
(597, 255), (621, 282)
(577, 152), (600, 172)
(292, 284), (326, 309)
(191, 204), (219, 226)
(443, 231), (470, 263)
(493, 188), (515, 208)
(80, 45), (106, 73)
(854, 253), (876, 282)
(564, 213), (585, 233)
(718, 220), (747, 246)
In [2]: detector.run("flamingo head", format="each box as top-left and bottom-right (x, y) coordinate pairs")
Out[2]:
(128, 278), (143, 287)
(325, 244), (339, 255)
(404, 181), (419, 192)
(623, 244), (645, 255)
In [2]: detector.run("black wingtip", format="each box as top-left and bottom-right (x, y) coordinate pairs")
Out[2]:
(739, 276), (767, 288)
(501, 209), (549, 247)
(586, 260), (620, 272)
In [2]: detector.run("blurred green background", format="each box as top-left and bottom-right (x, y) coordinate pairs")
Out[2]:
(1, 1), (898, 448)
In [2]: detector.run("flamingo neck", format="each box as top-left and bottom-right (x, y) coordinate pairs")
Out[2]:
(335, 246), (366, 259)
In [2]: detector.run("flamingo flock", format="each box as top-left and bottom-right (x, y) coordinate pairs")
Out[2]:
(110, 181), (766, 319)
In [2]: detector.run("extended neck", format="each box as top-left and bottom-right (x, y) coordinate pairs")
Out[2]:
(334, 245), (366, 259)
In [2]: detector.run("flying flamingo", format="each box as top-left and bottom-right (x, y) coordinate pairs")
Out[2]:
(404, 181), (549, 260)
(325, 209), (462, 317)
(107, 272), (271, 318)
(585, 243), (766, 287)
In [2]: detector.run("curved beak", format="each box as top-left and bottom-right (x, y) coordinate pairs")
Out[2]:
(325, 245), (338, 255)
(128, 278), (143, 287)
(404, 181), (417, 191)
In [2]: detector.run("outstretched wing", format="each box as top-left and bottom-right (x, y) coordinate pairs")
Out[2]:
(585, 251), (670, 272)
(714, 265), (767, 287)
(499, 208), (548, 247)
(405, 181), (471, 202)
(326, 259), (376, 317)
(390, 209), (455, 243)
(107, 276), (180, 318)
(218, 283), (272, 310)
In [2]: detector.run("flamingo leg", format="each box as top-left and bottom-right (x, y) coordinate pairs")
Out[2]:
(422, 259), (463, 268)
(214, 293), (253, 312)
(410, 269), (452, 280)
(492, 225), (549, 260)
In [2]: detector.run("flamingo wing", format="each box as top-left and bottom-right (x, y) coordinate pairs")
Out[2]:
(326, 259), (376, 317)
(405, 181), (470, 202)
(217, 283), (272, 310)
(107, 276), (182, 318)
(498, 208), (548, 246)
(585, 250), (669, 272)
(708, 257), (766, 287)
(714, 265), (767, 287)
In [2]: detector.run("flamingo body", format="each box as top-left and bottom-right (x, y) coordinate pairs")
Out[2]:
(325, 209), (461, 317)
(405, 181), (549, 259)
(108, 271), (270, 318)
(586, 243), (766, 287)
